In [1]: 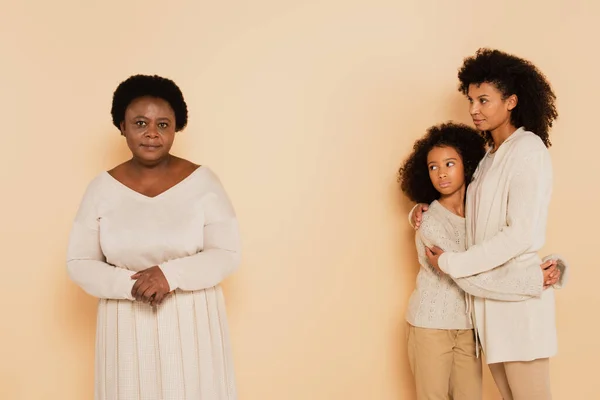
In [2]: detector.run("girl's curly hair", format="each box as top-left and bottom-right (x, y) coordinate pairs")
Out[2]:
(398, 122), (486, 204)
(458, 48), (557, 147)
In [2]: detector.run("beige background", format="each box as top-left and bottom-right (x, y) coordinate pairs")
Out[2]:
(0, 0), (595, 399)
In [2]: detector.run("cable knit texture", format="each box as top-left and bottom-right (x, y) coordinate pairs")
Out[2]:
(407, 201), (545, 330)
(437, 127), (564, 364)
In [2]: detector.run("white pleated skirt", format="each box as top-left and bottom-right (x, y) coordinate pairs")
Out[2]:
(94, 286), (237, 400)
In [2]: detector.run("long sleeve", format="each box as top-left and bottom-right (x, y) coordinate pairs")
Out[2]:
(439, 145), (551, 278)
(450, 253), (568, 300)
(159, 177), (241, 292)
(66, 180), (136, 300)
(419, 220), (542, 301)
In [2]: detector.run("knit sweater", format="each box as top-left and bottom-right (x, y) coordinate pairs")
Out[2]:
(406, 200), (543, 330)
(437, 128), (566, 363)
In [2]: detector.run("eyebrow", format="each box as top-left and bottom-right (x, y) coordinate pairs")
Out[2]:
(467, 94), (490, 99)
(132, 115), (173, 121)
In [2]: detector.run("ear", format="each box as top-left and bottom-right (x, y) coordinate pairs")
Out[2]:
(506, 94), (518, 111)
(119, 121), (126, 136)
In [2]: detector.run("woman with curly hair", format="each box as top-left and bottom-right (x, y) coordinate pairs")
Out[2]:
(66, 75), (240, 399)
(411, 49), (568, 399)
(399, 122), (563, 400)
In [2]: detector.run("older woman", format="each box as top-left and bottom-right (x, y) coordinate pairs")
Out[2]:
(67, 74), (240, 400)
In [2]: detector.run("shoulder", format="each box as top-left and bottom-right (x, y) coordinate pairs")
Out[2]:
(72, 172), (113, 217)
(190, 166), (235, 206)
(192, 165), (223, 188)
(82, 172), (112, 198)
(510, 129), (548, 155)
(420, 203), (446, 236)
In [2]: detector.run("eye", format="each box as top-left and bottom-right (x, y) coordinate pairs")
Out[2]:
(429, 165), (438, 171)
(158, 122), (169, 129)
(135, 121), (147, 127)
(480, 98), (487, 104)
(447, 161), (455, 167)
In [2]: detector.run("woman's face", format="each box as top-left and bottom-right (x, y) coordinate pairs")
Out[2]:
(427, 146), (465, 197)
(467, 82), (516, 133)
(120, 96), (176, 165)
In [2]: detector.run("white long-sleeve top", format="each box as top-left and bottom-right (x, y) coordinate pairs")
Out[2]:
(407, 200), (543, 330)
(66, 166), (241, 300)
(438, 127), (562, 363)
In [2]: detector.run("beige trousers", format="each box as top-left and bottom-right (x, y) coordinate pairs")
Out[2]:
(489, 358), (551, 400)
(407, 325), (482, 400)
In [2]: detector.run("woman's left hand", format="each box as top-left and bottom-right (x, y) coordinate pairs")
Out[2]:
(131, 266), (171, 306)
(425, 246), (445, 274)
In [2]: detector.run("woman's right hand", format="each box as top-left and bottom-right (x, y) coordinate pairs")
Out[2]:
(541, 259), (560, 289)
(411, 203), (429, 229)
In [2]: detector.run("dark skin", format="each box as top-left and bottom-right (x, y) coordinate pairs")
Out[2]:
(413, 82), (560, 287)
(108, 96), (199, 307)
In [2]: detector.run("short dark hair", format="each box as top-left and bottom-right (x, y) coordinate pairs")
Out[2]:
(398, 122), (486, 204)
(458, 48), (557, 147)
(111, 74), (188, 132)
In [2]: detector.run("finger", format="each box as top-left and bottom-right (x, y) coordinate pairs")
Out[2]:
(545, 272), (559, 285)
(150, 293), (159, 307)
(131, 277), (146, 298)
(131, 271), (145, 279)
(140, 286), (156, 303)
(543, 266), (556, 279)
(432, 246), (443, 255)
(540, 260), (553, 270)
(135, 282), (152, 301)
(152, 291), (165, 307)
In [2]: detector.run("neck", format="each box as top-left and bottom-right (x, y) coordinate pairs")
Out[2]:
(438, 186), (466, 217)
(490, 121), (518, 152)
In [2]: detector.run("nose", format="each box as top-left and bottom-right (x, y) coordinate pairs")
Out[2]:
(145, 125), (159, 138)
(469, 101), (479, 116)
(438, 168), (447, 179)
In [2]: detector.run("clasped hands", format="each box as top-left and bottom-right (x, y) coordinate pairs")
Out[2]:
(131, 266), (171, 307)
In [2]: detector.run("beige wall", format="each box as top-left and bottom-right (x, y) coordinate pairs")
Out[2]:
(0, 0), (595, 399)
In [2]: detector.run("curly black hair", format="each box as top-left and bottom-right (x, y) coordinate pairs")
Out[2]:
(111, 74), (188, 132)
(398, 122), (486, 204)
(458, 48), (557, 148)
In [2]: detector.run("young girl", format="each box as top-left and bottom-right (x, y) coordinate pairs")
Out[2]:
(398, 122), (564, 400)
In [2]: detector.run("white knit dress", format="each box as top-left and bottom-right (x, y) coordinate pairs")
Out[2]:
(67, 166), (240, 400)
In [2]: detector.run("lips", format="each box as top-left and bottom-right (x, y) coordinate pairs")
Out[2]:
(140, 144), (161, 149)
(439, 182), (451, 188)
(473, 119), (484, 125)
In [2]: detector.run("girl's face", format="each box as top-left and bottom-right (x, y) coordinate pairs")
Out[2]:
(467, 82), (516, 133)
(427, 146), (466, 197)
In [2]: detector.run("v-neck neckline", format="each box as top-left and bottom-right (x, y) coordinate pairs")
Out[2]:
(104, 166), (204, 201)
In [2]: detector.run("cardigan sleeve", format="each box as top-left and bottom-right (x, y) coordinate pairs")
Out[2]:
(419, 218), (542, 301)
(66, 178), (137, 300)
(438, 145), (552, 278)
